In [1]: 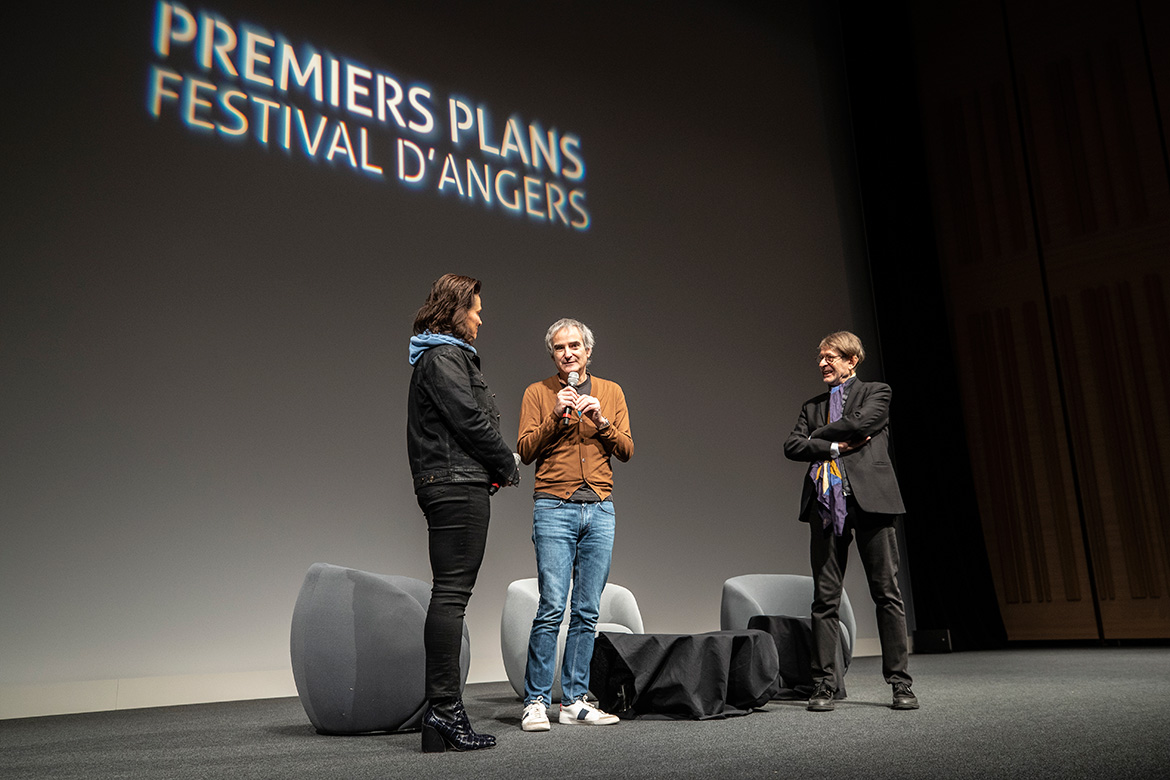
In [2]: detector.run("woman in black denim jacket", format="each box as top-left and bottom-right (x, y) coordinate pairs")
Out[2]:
(407, 274), (519, 752)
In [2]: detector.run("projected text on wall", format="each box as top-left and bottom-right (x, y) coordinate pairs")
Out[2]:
(146, 2), (590, 230)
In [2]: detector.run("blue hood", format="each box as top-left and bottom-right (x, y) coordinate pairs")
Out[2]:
(409, 331), (477, 365)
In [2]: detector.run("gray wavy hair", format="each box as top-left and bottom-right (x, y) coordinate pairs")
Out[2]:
(544, 318), (595, 363)
(819, 330), (866, 365)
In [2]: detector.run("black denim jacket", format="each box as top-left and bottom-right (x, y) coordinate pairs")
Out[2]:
(407, 344), (518, 492)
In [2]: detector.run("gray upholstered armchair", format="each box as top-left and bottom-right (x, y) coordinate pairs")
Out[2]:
(500, 577), (643, 701)
(290, 562), (470, 734)
(721, 573), (856, 677)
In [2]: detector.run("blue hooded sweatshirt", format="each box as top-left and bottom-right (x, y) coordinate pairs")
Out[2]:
(409, 331), (477, 366)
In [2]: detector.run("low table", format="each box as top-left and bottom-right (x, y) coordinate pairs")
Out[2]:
(590, 630), (779, 719)
(746, 614), (847, 699)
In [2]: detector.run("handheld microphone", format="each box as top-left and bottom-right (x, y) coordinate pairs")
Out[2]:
(561, 371), (580, 425)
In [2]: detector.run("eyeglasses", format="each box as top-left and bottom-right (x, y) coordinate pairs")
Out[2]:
(817, 354), (844, 365)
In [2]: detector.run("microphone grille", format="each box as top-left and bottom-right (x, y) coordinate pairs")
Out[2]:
(568, 371), (580, 386)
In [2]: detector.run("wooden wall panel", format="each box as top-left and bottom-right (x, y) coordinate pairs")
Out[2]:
(1006, 0), (1170, 638)
(912, 0), (1098, 639)
(912, 0), (1170, 639)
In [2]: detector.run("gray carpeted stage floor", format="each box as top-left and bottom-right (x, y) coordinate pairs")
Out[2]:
(2, 648), (1168, 779)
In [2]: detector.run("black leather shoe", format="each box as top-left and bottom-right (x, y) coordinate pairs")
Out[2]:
(892, 683), (919, 710)
(421, 699), (497, 752)
(807, 681), (835, 712)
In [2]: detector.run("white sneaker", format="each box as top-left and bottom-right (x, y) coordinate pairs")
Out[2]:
(559, 698), (619, 726)
(521, 699), (550, 732)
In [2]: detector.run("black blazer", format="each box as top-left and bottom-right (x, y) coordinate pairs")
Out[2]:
(783, 379), (906, 520)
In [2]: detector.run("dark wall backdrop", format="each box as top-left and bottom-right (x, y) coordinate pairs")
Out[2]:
(1, 0), (896, 707)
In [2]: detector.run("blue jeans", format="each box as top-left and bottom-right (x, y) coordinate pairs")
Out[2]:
(523, 498), (615, 704)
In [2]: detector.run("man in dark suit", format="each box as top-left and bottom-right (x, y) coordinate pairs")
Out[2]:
(783, 331), (918, 712)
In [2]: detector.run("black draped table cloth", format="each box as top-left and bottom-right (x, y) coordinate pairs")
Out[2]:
(745, 614), (847, 699)
(590, 630), (779, 719)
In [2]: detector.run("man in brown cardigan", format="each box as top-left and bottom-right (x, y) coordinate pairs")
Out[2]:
(515, 318), (633, 732)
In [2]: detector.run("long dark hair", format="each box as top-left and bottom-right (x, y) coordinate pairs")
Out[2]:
(412, 274), (481, 341)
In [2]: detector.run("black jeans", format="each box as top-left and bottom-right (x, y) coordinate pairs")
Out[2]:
(809, 497), (911, 689)
(416, 482), (491, 705)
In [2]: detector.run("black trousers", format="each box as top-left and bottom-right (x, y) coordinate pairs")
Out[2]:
(416, 482), (491, 705)
(809, 497), (911, 690)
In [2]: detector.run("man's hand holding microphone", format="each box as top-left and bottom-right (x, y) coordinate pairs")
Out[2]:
(556, 371), (609, 430)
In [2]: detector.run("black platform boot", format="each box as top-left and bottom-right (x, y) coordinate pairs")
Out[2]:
(421, 699), (497, 752)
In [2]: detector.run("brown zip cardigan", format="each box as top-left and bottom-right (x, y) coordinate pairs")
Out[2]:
(516, 374), (633, 500)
